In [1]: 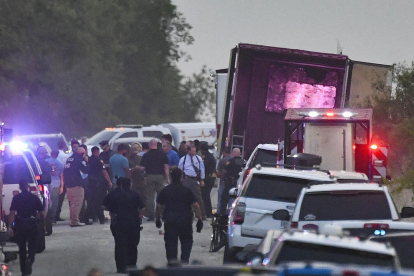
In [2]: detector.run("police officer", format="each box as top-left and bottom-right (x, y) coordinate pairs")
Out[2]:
(102, 177), (145, 273)
(85, 146), (112, 224)
(200, 143), (216, 218)
(155, 168), (203, 265)
(99, 140), (113, 182)
(8, 179), (46, 276)
(220, 148), (244, 215)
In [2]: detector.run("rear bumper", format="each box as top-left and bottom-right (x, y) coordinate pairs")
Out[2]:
(228, 224), (262, 249)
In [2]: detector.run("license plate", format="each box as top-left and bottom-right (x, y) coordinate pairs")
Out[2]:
(281, 220), (289, 229)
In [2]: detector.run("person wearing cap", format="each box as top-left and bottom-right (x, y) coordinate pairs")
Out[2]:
(200, 143), (216, 218)
(63, 147), (90, 227)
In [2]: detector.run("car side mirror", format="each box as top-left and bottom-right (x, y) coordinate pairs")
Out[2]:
(273, 209), (290, 221)
(39, 173), (51, 185)
(229, 187), (238, 197)
(401, 207), (414, 218)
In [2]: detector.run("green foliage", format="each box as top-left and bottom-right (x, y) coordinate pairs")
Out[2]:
(0, 0), (212, 138)
(371, 62), (414, 185)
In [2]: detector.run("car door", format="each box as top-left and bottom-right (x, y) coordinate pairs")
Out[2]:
(240, 174), (308, 238)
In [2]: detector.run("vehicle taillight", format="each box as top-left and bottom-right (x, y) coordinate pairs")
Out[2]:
(233, 202), (246, 224)
(36, 175), (41, 181)
(303, 224), (318, 232)
(38, 184), (44, 192)
(243, 168), (251, 182)
(342, 271), (359, 276)
(364, 223), (389, 229)
(371, 144), (378, 150)
(290, 222), (298, 228)
(2, 264), (7, 271)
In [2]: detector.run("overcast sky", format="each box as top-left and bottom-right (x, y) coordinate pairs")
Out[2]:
(172, 0), (414, 77)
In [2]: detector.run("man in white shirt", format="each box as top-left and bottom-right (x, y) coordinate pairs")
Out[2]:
(178, 145), (206, 220)
(57, 141), (69, 165)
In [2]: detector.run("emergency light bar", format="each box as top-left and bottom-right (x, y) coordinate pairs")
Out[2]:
(296, 110), (358, 118)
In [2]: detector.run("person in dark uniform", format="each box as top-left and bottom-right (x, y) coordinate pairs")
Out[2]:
(102, 177), (145, 273)
(155, 168), (203, 265)
(63, 147), (90, 227)
(220, 148), (244, 215)
(84, 146), (112, 224)
(99, 140), (113, 182)
(8, 179), (46, 276)
(200, 143), (216, 218)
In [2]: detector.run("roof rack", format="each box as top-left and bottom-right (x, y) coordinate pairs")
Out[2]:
(115, 124), (143, 129)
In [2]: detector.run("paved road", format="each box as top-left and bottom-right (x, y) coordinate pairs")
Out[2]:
(5, 187), (224, 276)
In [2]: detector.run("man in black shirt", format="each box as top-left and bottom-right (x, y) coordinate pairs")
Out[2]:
(139, 139), (170, 221)
(63, 147), (90, 227)
(85, 146), (112, 224)
(102, 177), (145, 273)
(156, 168), (203, 265)
(8, 179), (46, 276)
(200, 143), (216, 218)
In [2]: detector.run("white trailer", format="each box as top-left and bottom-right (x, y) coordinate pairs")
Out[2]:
(159, 122), (217, 148)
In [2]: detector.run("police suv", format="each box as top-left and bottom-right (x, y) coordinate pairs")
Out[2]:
(225, 166), (336, 263)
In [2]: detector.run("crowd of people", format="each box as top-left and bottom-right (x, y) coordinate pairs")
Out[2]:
(8, 133), (245, 274)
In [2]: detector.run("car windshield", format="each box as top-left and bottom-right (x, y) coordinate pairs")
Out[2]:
(241, 174), (325, 203)
(299, 191), (392, 220)
(371, 235), (414, 269)
(2, 155), (34, 184)
(274, 241), (395, 268)
(86, 131), (117, 145)
(251, 148), (278, 168)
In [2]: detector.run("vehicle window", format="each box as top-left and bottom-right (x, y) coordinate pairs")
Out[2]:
(23, 151), (40, 175)
(274, 241), (395, 268)
(241, 174), (317, 203)
(251, 149), (278, 168)
(38, 137), (67, 151)
(2, 155), (33, 184)
(86, 131), (117, 145)
(371, 236), (414, 269)
(119, 132), (138, 138)
(299, 191), (392, 221)
(143, 131), (163, 139)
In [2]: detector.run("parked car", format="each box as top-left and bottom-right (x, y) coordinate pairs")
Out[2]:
(85, 125), (170, 152)
(285, 183), (414, 235)
(13, 133), (70, 152)
(248, 229), (399, 270)
(225, 166), (336, 263)
(110, 137), (161, 151)
(369, 232), (414, 270)
(1, 144), (52, 252)
(236, 144), (279, 194)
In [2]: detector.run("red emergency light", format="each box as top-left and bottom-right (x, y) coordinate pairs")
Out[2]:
(326, 112), (335, 117)
(371, 144), (378, 150)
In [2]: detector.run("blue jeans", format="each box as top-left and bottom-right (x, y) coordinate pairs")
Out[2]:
(217, 178), (225, 214)
(50, 187), (60, 219)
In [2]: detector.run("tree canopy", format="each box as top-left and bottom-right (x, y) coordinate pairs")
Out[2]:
(0, 0), (215, 138)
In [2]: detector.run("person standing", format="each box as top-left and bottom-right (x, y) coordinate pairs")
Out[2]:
(155, 168), (203, 265)
(139, 139), (170, 221)
(8, 179), (46, 276)
(161, 134), (178, 153)
(200, 143), (216, 218)
(162, 141), (179, 170)
(102, 177), (145, 273)
(55, 140), (80, 222)
(63, 147), (90, 227)
(178, 141), (187, 158)
(57, 141), (69, 166)
(216, 147), (232, 214)
(109, 143), (131, 184)
(99, 140), (113, 182)
(179, 145), (207, 220)
(138, 142), (149, 157)
(85, 146), (112, 224)
(220, 148), (244, 215)
(128, 143), (146, 200)
(46, 150), (64, 223)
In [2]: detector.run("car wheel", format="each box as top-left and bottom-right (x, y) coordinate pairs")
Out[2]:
(223, 243), (239, 264)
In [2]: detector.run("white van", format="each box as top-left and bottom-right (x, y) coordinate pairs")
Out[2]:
(160, 122), (217, 147)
